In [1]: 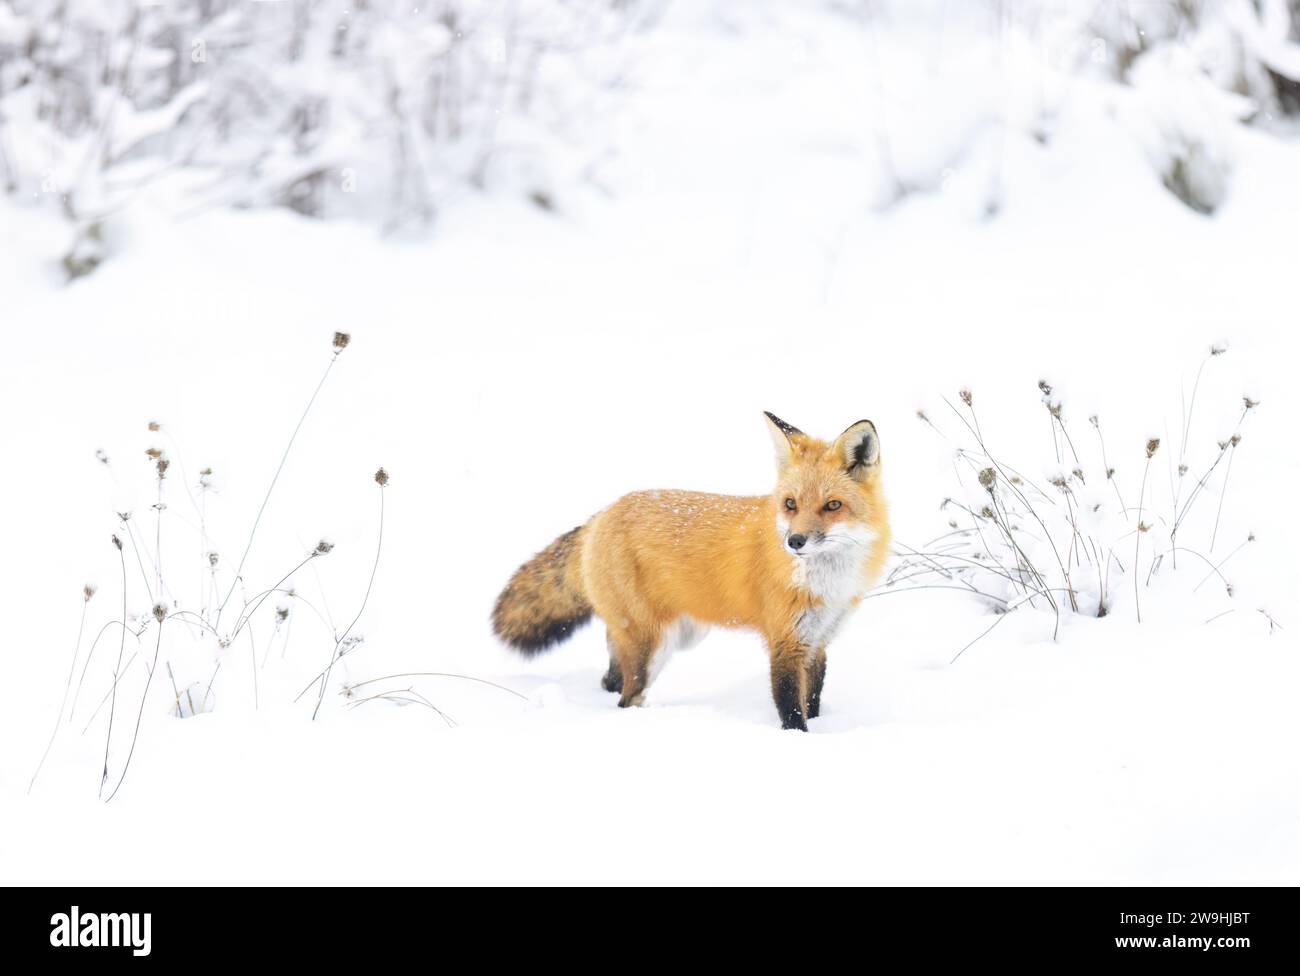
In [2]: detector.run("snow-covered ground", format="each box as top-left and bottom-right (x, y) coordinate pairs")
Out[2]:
(3, 2), (1298, 885)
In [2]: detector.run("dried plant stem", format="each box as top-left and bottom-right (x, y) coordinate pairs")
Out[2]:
(346, 671), (528, 701)
(1193, 537), (1249, 593)
(80, 652), (139, 734)
(70, 620), (130, 722)
(951, 608), (1012, 665)
(1209, 441), (1236, 553)
(29, 598), (90, 793)
(1093, 419), (1126, 512)
(946, 397), (1071, 628)
(124, 519), (155, 605)
(1166, 547), (1232, 594)
(247, 619), (258, 710)
(99, 543), (129, 795)
(228, 553), (316, 644)
(347, 688), (455, 728)
(216, 350), (341, 628)
(1134, 456), (1152, 624)
(1174, 406), (1247, 535)
(154, 476), (163, 596)
(104, 614), (167, 803)
(311, 483), (385, 720)
(166, 661), (183, 718)
(203, 661), (222, 709)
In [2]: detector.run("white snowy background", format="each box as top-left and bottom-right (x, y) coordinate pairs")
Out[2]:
(3, 0), (1298, 884)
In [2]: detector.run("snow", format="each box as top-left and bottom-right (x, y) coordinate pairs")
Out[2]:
(3, 1), (1298, 885)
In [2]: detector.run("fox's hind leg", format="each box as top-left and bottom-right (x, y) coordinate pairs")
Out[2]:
(607, 626), (655, 708)
(805, 648), (828, 720)
(600, 633), (623, 694)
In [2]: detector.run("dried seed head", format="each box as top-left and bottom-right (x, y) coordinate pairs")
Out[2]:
(148, 420), (161, 431)
(959, 388), (973, 407)
(1088, 415), (1099, 428)
(1247, 532), (1256, 542)
(1038, 379), (1053, 397)
(1243, 396), (1259, 410)
(276, 606), (290, 622)
(1009, 475), (1022, 485)
(1138, 521), (1151, 533)
(152, 603), (167, 623)
(83, 583), (96, 601)
(1210, 344), (1227, 356)
(1178, 463), (1188, 476)
(374, 467), (389, 487)
(95, 448), (109, 465)
(1230, 433), (1241, 447)
(1226, 583), (1234, 597)
(1048, 402), (1062, 419)
(978, 467), (996, 492)
(208, 551), (219, 567)
(939, 498), (952, 510)
(1218, 440), (1229, 451)
(1106, 467), (1115, 479)
(1145, 438), (1160, 458)
(1071, 467), (1084, 482)
(333, 331), (351, 352)
(1049, 475), (1067, 489)
(116, 510), (132, 523)
(314, 539), (334, 556)
(145, 447), (162, 460)
(948, 519), (958, 529)
(979, 505), (994, 519)
(916, 409), (929, 423)
(156, 457), (170, 479)
(111, 534), (123, 551)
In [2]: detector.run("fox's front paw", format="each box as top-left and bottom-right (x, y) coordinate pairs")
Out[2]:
(781, 712), (808, 732)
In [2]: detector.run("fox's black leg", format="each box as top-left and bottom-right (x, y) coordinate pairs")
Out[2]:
(805, 648), (828, 720)
(600, 635), (623, 694)
(769, 640), (809, 731)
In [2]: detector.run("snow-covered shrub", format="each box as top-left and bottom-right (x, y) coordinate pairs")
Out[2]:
(1087, 0), (1300, 212)
(0, 0), (661, 267)
(856, 1), (1300, 216)
(897, 350), (1266, 652)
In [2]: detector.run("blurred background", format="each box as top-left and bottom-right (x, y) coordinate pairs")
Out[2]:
(2, 0), (1298, 265)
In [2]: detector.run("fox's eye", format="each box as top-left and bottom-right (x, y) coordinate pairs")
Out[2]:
(825, 500), (842, 511)
(784, 497), (797, 511)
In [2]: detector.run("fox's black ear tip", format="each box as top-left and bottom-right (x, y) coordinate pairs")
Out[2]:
(764, 411), (803, 437)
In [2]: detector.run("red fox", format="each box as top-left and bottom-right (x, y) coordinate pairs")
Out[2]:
(492, 413), (889, 730)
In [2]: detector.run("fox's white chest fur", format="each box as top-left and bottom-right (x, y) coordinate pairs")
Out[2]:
(789, 523), (878, 648)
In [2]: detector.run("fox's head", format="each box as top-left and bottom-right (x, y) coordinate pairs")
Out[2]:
(764, 411), (883, 558)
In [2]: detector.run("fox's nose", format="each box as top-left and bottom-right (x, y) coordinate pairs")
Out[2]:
(787, 534), (807, 551)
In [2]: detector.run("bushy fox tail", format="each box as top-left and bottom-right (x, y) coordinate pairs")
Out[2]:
(492, 525), (592, 655)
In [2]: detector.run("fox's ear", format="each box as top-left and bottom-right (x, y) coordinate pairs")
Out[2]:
(834, 419), (880, 481)
(763, 411), (802, 467)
